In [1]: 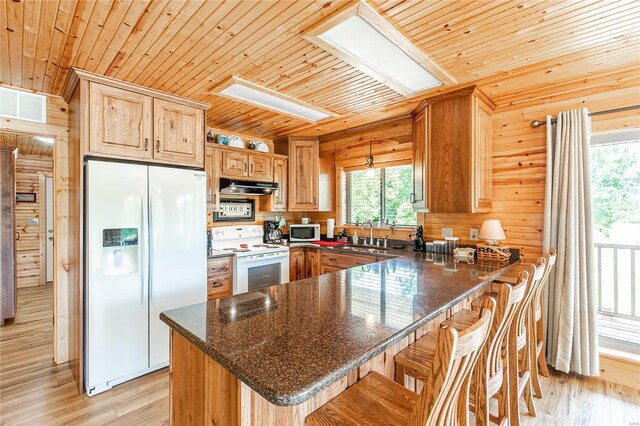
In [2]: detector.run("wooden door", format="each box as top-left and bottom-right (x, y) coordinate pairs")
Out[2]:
(289, 139), (318, 211)
(248, 154), (273, 182)
(221, 151), (248, 178)
(153, 99), (204, 168)
(273, 158), (287, 211)
(472, 96), (493, 213)
(289, 249), (306, 282)
(306, 249), (321, 278)
(89, 82), (152, 160)
(206, 146), (220, 212)
(411, 107), (428, 212)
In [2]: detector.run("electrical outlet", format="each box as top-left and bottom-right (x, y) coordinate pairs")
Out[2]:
(470, 228), (479, 241)
(442, 227), (453, 238)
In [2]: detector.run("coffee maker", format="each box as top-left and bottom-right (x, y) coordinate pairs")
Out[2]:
(263, 220), (283, 244)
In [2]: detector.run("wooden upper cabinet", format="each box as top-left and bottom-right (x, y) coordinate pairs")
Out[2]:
(260, 157), (287, 212)
(248, 155), (272, 182)
(205, 145), (220, 212)
(89, 82), (153, 160)
(413, 86), (495, 214)
(411, 107), (428, 212)
(473, 97), (493, 213)
(285, 138), (319, 211)
(221, 151), (248, 178)
(153, 99), (204, 168)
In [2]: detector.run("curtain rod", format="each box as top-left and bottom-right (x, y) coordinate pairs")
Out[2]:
(530, 105), (640, 128)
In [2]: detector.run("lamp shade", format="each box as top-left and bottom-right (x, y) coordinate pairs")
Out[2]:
(479, 219), (506, 241)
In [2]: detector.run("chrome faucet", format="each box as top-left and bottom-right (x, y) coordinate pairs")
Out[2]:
(364, 220), (374, 245)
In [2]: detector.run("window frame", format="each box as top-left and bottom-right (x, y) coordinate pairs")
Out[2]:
(343, 164), (416, 226)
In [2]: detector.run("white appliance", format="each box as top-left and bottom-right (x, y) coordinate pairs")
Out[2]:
(210, 225), (289, 294)
(85, 160), (206, 396)
(289, 223), (321, 242)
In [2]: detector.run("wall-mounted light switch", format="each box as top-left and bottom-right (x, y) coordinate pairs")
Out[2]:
(442, 228), (453, 238)
(27, 218), (39, 225)
(470, 228), (479, 241)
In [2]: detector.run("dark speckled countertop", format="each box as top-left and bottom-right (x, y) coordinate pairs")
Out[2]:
(161, 248), (518, 406)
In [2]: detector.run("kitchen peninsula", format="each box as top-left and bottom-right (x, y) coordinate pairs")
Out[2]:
(161, 250), (517, 424)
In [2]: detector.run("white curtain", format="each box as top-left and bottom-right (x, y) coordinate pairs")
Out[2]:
(543, 108), (599, 376)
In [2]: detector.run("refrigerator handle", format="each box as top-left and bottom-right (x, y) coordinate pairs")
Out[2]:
(140, 196), (145, 306)
(149, 195), (154, 305)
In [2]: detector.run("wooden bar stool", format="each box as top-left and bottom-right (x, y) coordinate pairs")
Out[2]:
(530, 249), (558, 398)
(306, 298), (496, 426)
(395, 277), (528, 426)
(507, 259), (546, 426)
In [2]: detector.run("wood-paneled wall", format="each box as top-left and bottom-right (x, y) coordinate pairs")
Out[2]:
(0, 92), (73, 364)
(422, 75), (640, 280)
(15, 154), (52, 288)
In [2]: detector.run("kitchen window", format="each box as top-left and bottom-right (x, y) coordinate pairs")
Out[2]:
(344, 164), (417, 226)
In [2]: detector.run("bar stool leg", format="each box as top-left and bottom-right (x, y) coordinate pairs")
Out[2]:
(537, 317), (550, 377)
(508, 334), (521, 426)
(529, 319), (544, 398)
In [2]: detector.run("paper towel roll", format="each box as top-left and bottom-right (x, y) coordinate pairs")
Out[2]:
(326, 218), (335, 239)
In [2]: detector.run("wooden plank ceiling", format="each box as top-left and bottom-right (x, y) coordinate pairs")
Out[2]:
(1, 0), (639, 139)
(0, 132), (53, 156)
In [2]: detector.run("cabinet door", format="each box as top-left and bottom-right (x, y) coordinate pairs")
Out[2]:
(411, 108), (428, 212)
(289, 250), (306, 282)
(472, 97), (493, 213)
(289, 139), (318, 211)
(89, 82), (152, 160)
(153, 99), (204, 167)
(248, 154), (273, 181)
(272, 158), (287, 211)
(206, 146), (220, 212)
(221, 151), (248, 178)
(306, 249), (320, 278)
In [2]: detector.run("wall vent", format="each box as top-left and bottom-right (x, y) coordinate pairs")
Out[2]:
(0, 87), (46, 123)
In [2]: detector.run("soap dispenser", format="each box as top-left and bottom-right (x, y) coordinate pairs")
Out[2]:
(352, 230), (359, 245)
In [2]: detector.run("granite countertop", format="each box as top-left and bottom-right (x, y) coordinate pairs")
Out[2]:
(207, 249), (235, 260)
(162, 247), (518, 406)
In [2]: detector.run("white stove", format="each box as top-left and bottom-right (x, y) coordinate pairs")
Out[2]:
(210, 225), (289, 294)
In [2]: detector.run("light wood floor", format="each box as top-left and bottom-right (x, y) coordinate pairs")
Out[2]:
(1, 285), (639, 425)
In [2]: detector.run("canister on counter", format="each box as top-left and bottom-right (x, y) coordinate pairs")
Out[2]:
(424, 242), (434, 252)
(433, 240), (446, 254)
(445, 237), (460, 254)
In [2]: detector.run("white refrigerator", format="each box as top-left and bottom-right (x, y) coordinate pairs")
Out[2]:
(85, 160), (206, 396)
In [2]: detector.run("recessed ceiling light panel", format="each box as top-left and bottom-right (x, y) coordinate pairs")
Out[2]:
(212, 76), (337, 123)
(303, 1), (455, 98)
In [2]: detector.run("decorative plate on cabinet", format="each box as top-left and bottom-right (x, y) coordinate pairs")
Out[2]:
(228, 135), (244, 148)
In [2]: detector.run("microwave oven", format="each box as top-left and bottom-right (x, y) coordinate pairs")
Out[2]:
(289, 223), (321, 242)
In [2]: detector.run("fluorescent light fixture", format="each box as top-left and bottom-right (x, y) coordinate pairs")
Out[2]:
(321, 16), (441, 93)
(303, 1), (455, 98)
(212, 76), (336, 123)
(34, 136), (54, 144)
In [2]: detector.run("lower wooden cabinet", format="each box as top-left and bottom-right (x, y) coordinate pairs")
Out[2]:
(290, 249), (306, 282)
(306, 249), (321, 278)
(207, 257), (233, 300)
(289, 248), (379, 282)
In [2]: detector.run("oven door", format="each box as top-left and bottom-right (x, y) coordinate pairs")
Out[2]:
(235, 251), (290, 294)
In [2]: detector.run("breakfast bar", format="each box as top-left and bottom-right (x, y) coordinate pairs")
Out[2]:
(161, 251), (517, 425)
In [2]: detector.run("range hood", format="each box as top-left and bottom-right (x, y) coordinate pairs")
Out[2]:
(219, 178), (278, 195)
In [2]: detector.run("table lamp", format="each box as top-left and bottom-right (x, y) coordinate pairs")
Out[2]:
(479, 219), (506, 246)
(477, 219), (510, 261)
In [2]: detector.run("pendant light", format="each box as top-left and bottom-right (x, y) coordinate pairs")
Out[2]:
(365, 140), (374, 169)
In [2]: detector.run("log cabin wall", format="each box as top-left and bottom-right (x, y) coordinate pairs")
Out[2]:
(15, 154), (53, 288)
(309, 71), (640, 281)
(423, 71), (640, 280)
(0, 93), (74, 364)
